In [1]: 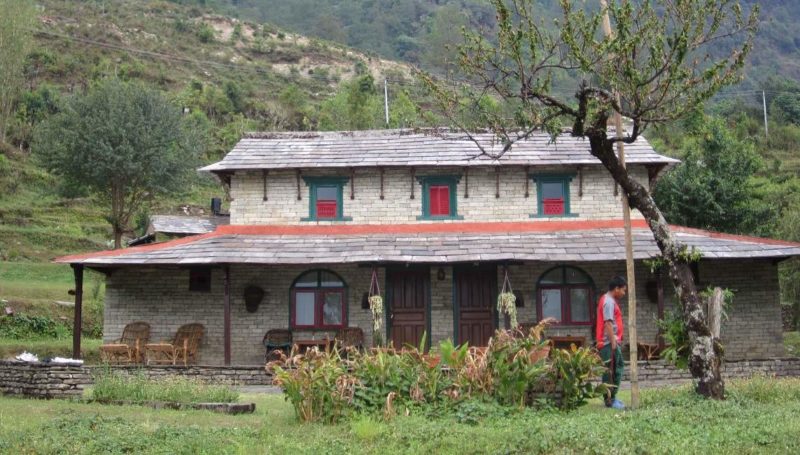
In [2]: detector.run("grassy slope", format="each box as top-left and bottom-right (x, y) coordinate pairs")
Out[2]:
(1, 378), (800, 453)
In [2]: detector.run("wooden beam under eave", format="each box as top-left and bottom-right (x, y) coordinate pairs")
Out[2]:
(71, 264), (84, 359)
(223, 265), (231, 366)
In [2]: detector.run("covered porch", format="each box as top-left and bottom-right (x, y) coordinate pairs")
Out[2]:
(56, 220), (800, 365)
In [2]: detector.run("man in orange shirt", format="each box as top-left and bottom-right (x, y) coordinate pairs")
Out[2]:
(596, 276), (627, 409)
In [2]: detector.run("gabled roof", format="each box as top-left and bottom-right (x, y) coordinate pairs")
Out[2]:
(148, 215), (230, 236)
(199, 129), (679, 173)
(54, 221), (800, 267)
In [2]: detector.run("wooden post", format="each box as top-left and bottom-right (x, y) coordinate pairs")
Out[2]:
(600, 0), (639, 408)
(657, 269), (665, 349)
(708, 287), (724, 339)
(223, 265), (231, 366)
(71, 264), (84, 359)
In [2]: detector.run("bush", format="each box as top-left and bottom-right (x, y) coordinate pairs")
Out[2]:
(91, 369), (239, 404)
(0, 314), (70, 339)
(268, 322), (604, 423)
(195, 23), (215, 43)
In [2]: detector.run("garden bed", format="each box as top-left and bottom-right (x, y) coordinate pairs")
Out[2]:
(90, 399), (255, 414)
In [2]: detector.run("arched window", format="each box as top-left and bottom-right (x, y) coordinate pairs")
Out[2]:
(536, 266), (593, 325)
(291, 270), (347, 329)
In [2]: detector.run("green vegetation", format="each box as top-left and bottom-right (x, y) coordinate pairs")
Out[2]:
(0, 0), (35, 143)
(270, 325), (604, 423)
(786, 332), (800, 357)
(90, 370), (239, 404)
(0, 377), (799, 453)
(34, 79), (205, 248)
(0, 338), (102, 363)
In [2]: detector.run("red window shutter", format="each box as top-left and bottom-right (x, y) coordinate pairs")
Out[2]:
(429, 185), (450, 216)
(316, 200), (337, 219)
(542, 198), (564, 215)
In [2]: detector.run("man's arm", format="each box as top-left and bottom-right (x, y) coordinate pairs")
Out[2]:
(605, 321), (616, 350)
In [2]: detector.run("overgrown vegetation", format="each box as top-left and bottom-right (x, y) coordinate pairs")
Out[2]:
(91, 370), (239, 404)
(2, 377), (800, 453)
(269, 324), (606, 424)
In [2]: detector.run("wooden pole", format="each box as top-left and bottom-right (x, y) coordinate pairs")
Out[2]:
(600, 0), (639, 408)
(71, 264), (84, 359)
(223, 265), (231, 366)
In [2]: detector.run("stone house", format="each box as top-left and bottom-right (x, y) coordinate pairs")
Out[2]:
(57, 129), (800, 365)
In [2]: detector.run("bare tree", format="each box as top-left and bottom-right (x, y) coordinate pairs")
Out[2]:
(422, 0), (758, 399)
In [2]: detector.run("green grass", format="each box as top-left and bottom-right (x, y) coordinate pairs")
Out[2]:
(0, 377), (799, 453)
(90, 371), (240, 404)
(0, 337), (102, 363)
(786, 331), (800, 357)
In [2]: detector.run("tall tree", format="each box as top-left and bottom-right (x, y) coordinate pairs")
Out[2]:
(424, 0), (758, 399)
(0, 0), (36, 144)
(34, 79), (204, 248)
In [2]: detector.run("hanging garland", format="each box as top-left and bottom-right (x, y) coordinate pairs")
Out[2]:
(497, 267), (518, 329)
(368, 268), (384, 336)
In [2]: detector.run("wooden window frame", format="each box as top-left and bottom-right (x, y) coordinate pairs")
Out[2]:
(301, 176), (352, 222)
(416, 175), (463, 220)
(189, 267), (211, 292)
(535, 266), (594, 326)
(529, 173), (579, 218)
(290, 270), (348, 330)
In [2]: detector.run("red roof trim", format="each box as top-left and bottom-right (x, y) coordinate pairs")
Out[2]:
(54, 219), (800, 264)
(670, 225), (800, 248)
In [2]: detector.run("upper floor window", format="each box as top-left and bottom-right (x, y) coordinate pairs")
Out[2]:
(536, 266), (593, 325)
(530, 174), (577, 218)
(417, 175), (463, 220)
(302, 177), (352, 222)
(291, 269), (347, 329)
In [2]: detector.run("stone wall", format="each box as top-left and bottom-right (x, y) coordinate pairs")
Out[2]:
(103, 258), (784, 365)
(230, 165), (650, 225)
(0, 361), (91, 398)
(627, 358), (800, 382)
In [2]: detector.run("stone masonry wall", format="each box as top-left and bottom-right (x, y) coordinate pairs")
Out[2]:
(104, 258), (783, 365)
(230, 165), (649, 225)
(0, 361), (92, 398)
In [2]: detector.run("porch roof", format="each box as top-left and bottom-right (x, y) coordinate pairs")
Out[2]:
(54, 220), (800, 267)
(199, 129), (679, 173)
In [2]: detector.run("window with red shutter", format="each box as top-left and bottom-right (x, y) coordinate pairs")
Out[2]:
(429, 185), (450, 216)
(315, 186), (338, 219)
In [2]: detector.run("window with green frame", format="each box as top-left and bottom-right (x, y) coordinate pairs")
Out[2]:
(301, 177), (352, 221)
(416, 175), (463, 220)
(530, 174), (578, 218)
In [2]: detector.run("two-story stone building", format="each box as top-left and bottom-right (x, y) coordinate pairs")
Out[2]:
(57, 129), (800, 365)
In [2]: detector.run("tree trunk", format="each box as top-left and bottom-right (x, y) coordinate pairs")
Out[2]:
(588, 132), (725, 399)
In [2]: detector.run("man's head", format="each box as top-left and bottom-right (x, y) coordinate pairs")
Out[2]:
(608, 275), (627, 299)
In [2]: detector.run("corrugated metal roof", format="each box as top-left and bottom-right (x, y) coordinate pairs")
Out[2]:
(148, 215), (230, 235)
(55, 221), (800, 266)
(199, 129), (679, 172)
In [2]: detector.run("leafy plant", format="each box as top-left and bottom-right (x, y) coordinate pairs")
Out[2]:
(548, 345), (607, 410)
(658, 310), (691, 369)
(0, 314), (70, 339)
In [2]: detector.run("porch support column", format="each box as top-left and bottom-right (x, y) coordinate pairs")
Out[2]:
(71, 264), (84, 359)
(657, 269), (665, 349)
(223, 264), (231, 365)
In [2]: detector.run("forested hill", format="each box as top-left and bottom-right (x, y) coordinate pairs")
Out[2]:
(195, 0), (800, 87)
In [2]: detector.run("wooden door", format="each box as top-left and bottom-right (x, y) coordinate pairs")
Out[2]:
(455, 264), (497, 347)
(387, 268), (430, 349)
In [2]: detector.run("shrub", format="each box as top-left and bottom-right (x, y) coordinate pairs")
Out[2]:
(0, 314), (70, 339)
(91, 369), (239, 404)
(548, 345), (607, 410)
(196, 23), (215, 43)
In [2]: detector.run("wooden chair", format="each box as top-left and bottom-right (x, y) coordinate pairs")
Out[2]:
(145, 323), (205, 366)
(263, 329), (293, 361)
(334, 327), (364, 351)
(99, 322), (150, 364)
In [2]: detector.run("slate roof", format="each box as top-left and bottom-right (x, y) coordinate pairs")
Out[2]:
(148, 215), (230, 236)
(55, 221), (800, 266)
(199, 129), (679, 173)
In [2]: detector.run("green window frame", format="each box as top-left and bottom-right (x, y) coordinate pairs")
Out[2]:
(529, 173), (579, 218)
(416, 175), (464, 220)
(301, 176), (352, 222)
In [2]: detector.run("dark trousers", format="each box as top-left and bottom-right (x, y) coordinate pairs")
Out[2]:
(599, 344), (624, 402)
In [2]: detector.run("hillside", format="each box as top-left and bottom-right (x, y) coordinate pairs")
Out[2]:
(0, 0), (419, 263)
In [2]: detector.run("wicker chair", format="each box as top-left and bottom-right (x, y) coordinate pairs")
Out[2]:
(263, 329), (293, 362)
(334, 327), (364, 351)
(99, 321), (151, 364)
(145, 323), (205, 366)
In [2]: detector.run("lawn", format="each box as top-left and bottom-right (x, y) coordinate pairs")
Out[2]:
(0, 337), (102, 363)
(1, 377), (799, 454)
